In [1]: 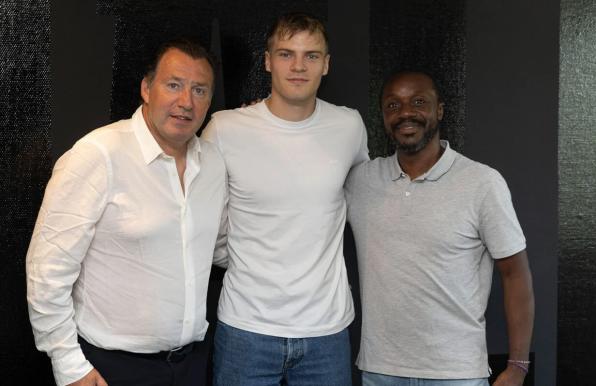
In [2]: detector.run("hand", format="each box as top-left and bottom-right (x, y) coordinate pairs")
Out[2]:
(240, 98), (262, 107)
(492, 364), (526, 386)
(67, 369), (108, 386)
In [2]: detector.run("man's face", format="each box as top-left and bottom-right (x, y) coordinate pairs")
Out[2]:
(141, 48), (214, 151)
(381, 73), (444, 154)
(265, 30), (330, 107)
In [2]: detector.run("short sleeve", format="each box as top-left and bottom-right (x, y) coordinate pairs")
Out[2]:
(478, 170), (526, 259)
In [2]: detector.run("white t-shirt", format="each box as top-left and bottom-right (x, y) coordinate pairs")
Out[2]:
(202, 98), (368, 337)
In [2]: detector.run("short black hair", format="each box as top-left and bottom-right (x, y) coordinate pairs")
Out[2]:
(379, 69), (444, 108)
(144, 37), (215, 83)
(266, 12), (329, 53)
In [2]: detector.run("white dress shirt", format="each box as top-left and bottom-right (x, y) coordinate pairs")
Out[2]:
(26, 106), (227, 386)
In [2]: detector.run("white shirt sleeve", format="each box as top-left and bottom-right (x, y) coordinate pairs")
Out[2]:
(353, 110), (370, 165)
(212, 173), (229, 268)
(26, 140), (109, 386)
(201, 117), (228, 268)
(200, 116), (220, 147)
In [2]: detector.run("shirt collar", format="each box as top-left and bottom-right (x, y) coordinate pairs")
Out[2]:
(132, 106), (202, 165)
(390, 140), (456, 181)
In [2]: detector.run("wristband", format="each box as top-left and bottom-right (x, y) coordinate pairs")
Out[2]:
(507, 359), (530, 374)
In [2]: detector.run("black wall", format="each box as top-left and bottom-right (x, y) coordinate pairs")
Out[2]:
(466, 1), (559, 385)
(558, 0), (596, 384)
(1, 0), (568, 385)
(1, 1), (53, 383)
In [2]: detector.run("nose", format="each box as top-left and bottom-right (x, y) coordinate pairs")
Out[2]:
(398, 104), (416, 119)
(290, 56), (306, 72)
(178, 88), (193, 110)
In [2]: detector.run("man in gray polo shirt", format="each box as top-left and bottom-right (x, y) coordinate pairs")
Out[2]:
(345, 71), (534, 386)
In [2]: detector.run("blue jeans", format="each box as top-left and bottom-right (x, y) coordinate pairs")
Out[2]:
(213, 320), (352, 386)
(362, 371), (489, 386)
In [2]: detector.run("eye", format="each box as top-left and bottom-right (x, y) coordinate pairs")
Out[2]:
(278, 51), (291, 58)
(166, 82), (180, 90)
(413, 98), (426, 107)
(192, 87), (208, 97)
(385, 101), (400, 110)
(306, 53), (320, 60)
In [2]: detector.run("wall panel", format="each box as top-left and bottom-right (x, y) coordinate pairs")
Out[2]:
(559, 1), (596, 384)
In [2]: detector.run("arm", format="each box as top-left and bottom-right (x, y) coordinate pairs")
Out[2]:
(202, 117), (230, 268)
(212, 179), (229, 269)
(27, 141), (109, 386)
(202, 118), (229, 268)
(353, 111), (370, 165)
(492, 250), (534, 386)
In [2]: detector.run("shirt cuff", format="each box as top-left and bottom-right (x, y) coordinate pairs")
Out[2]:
(51, 348), (94, 386)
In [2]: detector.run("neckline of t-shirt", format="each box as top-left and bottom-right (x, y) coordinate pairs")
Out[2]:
(258, 98), (321, 130)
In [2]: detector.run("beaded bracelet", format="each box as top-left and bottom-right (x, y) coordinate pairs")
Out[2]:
(507, 359), (530, 374)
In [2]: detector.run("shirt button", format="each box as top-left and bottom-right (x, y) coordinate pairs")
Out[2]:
(405, 191), (411, 196)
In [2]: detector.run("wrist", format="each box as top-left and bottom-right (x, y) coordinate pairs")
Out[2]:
(507, 359), (530, 375)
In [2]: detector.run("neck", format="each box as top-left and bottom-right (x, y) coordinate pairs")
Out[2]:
(265, 93), (316, 121)
(142, 105), (188, 159)
(397, 137), (443, 180)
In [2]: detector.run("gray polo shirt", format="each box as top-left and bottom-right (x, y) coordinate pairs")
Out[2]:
(345, 141), (526, 379)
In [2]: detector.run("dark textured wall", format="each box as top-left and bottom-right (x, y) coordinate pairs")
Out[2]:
(368, 0), (466, 158)
(559, 0), (596, 384)
(465, 1), (560, 385)
(98, 0), (327, 123)
(0, 0), (54, 383)
(2, 0), (564, 385)
(51, 0), (113, 161)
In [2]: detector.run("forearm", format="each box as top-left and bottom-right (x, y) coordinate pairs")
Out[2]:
(493, 252), (534, 385)
(501, 257), (534, 360)
(212, 188), (229, 269)
(27, 232), (93, 386)
(212, 233), (229, 268)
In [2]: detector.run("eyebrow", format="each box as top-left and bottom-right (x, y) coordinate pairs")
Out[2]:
(168, 76), (210, 88)
(274, 48), (325, 55)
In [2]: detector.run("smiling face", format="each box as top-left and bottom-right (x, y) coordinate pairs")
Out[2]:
(265, 30), (330, 110)
(381, 72), (444, 154)
(140, 48), (214, 154)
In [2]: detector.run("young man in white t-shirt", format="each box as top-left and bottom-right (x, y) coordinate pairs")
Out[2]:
(202, 12), (368, 386)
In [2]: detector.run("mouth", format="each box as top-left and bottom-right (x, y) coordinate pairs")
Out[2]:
(393, 120), (424, 134)
(287, 78), (308, 85)
(170, 114), (193, 121)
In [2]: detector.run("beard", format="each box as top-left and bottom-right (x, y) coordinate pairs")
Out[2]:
(391, 118), (439, 155)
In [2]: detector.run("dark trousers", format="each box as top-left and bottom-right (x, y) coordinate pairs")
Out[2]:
(79, 336), (210, 386)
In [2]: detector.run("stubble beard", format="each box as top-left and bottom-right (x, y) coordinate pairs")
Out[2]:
(394, 122), (439, 155)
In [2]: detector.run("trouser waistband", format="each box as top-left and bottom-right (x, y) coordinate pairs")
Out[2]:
(78, 336), (196, 363)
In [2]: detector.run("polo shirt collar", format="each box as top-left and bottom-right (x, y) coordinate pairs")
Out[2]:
(132, 105), (202, 165)
(390, 140), (456, 181)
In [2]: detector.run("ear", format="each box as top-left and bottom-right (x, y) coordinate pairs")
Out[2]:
(322, 54), (330, 76)
(437, 102), (444, 121)
(265, 51), (271, 73)
(140, 77), (150, 104)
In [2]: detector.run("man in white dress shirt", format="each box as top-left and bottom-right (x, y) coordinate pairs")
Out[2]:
(26, 38), (226, 386)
